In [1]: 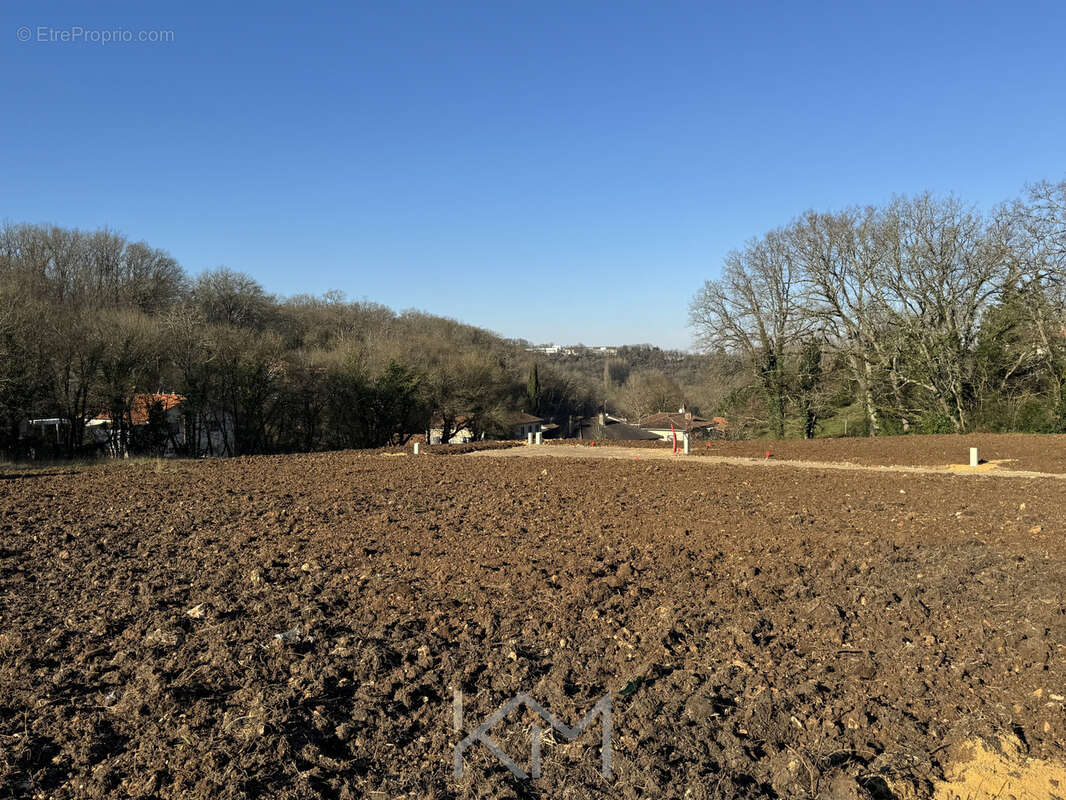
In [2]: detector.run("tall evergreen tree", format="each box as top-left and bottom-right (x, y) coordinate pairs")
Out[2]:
(527, 363), (541, 414)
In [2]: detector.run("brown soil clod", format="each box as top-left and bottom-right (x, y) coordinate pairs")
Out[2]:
(2, 438), (1065, 798)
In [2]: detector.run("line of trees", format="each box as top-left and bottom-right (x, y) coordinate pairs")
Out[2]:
(4, 175), (1063, 457)
(0, 225), (600, 460)
(691, 178), (1066, 437)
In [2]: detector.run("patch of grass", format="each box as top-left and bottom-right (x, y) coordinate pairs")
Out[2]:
(817, 403), (866, 438)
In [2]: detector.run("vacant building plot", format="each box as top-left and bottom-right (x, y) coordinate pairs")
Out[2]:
(1, 443), (1064, 799)
(546, 432), (1066, 474)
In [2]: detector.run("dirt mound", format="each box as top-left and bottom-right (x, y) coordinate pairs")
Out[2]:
(934, 736), (1066, 799)
(2, 449), (1065, 798)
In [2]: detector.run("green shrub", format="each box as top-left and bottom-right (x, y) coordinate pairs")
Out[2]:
(916, 412), (956, 435)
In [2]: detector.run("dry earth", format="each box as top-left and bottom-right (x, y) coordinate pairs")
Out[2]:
(487, 441), (1066, 481)
(548, 433), (1066, 474)
(2, 438), (1065, 799)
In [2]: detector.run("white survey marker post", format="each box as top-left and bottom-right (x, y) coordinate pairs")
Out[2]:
(969, 447), (978, 467)
(527, 432), (534, 445)
(683, 433), (690, 455)
(413, 442), (421, 455)
(535, 431), (543, 445)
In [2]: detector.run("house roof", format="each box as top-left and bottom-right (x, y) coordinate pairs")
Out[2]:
(429, 411), (544, 430)
(578, 416), (660, 441)
(638, 412), (728, 433)
(94, 393), (184, 426)
(510, 412), (544, 425)
(428, 414), (473, 429)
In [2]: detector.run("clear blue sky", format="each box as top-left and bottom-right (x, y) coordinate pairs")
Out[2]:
(3, 1), (1065, 350)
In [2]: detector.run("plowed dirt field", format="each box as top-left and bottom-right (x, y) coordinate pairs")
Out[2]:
(2, 439), (1065, 799)
(551, 432), (1066, 473)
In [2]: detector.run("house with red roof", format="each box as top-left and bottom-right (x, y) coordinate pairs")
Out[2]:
(88, 393), (233, 457)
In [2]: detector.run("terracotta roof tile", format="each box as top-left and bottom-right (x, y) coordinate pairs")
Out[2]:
(94, 393), (184, 426)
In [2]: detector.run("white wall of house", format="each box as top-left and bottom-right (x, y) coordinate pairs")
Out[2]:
(87, 406), (235, 457)
(428, 426), (474, 445)
(514, 422), (542, 438)
(643, 427), (677, 442)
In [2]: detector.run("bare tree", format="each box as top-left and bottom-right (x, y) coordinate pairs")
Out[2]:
(96, 310), (164, 456)
(614, 370), (685, 420)
(991, 179), (1066, 418)
(790, 208), (887, 435)
(194, 268), (272, 328)
(121, 242), (187, 312)
(1022, 177), (1066, 267)
(690, 229), (812, 437)
(874, 194), (1011, 432)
